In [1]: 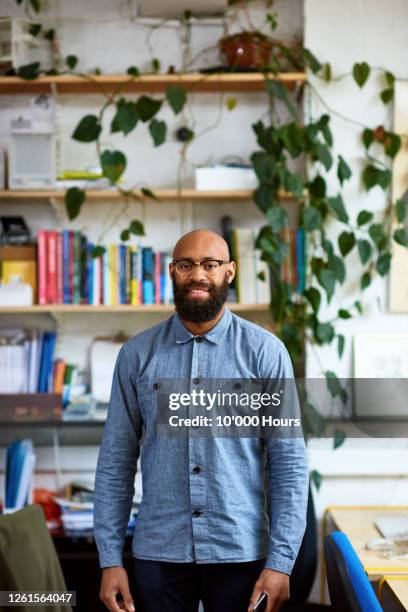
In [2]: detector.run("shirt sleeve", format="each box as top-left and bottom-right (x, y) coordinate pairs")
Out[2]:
(261, 338), (309, 575)
(93, 342), (142, 568)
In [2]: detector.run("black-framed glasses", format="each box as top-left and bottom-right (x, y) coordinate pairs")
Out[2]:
(172, 259), (230, 275)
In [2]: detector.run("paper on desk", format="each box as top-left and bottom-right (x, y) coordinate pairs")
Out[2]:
(90, 339), (124, 403)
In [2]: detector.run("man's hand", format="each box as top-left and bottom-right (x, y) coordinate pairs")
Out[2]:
(248, 568), (290, 612)
(100, 566), (135, 612)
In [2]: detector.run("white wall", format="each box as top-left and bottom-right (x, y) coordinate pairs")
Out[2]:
(304, 0), (408, 602)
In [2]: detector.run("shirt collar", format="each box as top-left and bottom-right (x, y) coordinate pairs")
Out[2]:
(173, 307), (232, 345)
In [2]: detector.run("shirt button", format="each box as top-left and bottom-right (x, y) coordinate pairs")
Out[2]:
(233, 382), (241, 390)
(153, 382), (160, 390)
(192, 510), (202, 518)
(195, 336), (203, 343)
(192, 466), (201, 474)
(193, 377), (201, 384)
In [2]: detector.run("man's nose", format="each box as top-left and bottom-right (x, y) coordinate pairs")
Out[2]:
(189, 264), (208, 282)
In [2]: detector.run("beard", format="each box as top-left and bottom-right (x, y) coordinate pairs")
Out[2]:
(172, 276), (229, 323)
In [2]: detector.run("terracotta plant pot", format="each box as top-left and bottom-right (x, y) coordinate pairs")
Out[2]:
(219, 31), (272, 69)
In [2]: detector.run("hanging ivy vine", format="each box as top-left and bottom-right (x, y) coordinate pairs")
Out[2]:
(9, 0), (408, 475)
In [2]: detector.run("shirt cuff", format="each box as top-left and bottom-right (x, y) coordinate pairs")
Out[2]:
(98, 550), (124, 569)
(264, 553), (295, 575)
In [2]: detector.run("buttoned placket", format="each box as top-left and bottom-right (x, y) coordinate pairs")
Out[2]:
(188, 335), (210, 561)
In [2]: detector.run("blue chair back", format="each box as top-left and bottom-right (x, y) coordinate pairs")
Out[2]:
(324, 531), (382, 612)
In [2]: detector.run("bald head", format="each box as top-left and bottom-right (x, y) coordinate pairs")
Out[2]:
(172, 229), (230, 260)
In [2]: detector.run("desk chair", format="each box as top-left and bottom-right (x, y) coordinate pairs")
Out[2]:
(0, 503), (73, 612)
(324, 531), (382, 612)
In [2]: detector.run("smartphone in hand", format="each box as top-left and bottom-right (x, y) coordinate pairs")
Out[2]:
(253, 592), (267, 612)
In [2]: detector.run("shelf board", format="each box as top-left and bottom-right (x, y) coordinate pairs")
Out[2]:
(0, 72), (306, 95)
(0, 188), (294, 201)
(0, 303), (270, 314)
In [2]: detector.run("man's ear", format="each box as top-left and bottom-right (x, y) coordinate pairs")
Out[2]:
(226, 261), (236, 283)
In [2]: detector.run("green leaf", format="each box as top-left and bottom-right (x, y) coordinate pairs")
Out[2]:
(357, 210), (373, 226)
(149, 119), (167, 146)
(315, 143), (333, 171)
(384, 133), (401, 159)
(327, 194), (349, 223)
(129, 220), (145, 236)
(121, 229), (130, 241)
(338, 231), (356, 257)
(318, 115), (333, 147)
(111, 100), (139, 135)
(325, 371), (347, 403)
(285, 173), (304, 198)
(92, 245), (106, 258)
(265, 80), (298, 120)
(337, 334), (345, 358)
(251, 152), (276, 184)
(322, 62), (332, 82)
(393, 228), (408, 246)
(396, 199), (407, 223)
(380, 88), (394, 104)
(353, 62), (370, 87)
(302, 206), (323, 231)
(65, 187), (86, 221)
(337, 155), (352, 185)
(28, 23), (42, 37)
(316, 322), (335, 343)
(141, 187), (160, 201)
(317, 268), (336, 303)
(368, 223), (387, 248)
(304, 287), (321, 313)
(151, 58), (161, 73)
(18, 62), (40, 80)
(361, 271), (371, 290)
(302, 48), (322, 73)
(226, 97), (237, 111)
(328, 255), (346, 284)
(362, 165), (392, 191)
(165, 85), (187, 115)
(338, 309), (352, 319)
(44, 29), (55, 41)
(30, 0), (40, 12)
(362, 128), (374, 149)
(127, 66), (140, 76)
(135, 96), (162, 122)
(310, 469), (323, 491)
(66, 55), (78, 70)
(72, 114), (101, 142)
(354, 300), (363, 314)
(357, 239), (372, 265)
(100, 150), (127, 183)
(376, 252), (391, 276)
(385, 71), (395, 87)
(309, 175), (326, 198)
(266, 206), (288, 232)
(333, 429), (346, 450)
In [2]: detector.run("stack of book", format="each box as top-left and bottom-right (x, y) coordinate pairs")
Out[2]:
(53, 481), (137, 534)
(4, 439), (36, 512)
(37, 230), (173, 306)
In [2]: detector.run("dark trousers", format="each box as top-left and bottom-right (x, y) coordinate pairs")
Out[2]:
(132, 557), (266, 612)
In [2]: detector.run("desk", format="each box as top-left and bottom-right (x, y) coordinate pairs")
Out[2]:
(321, 506), (408, 602)
(378, 576), (408, 611)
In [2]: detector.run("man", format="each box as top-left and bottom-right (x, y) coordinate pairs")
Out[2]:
(94, 229), (309, 612)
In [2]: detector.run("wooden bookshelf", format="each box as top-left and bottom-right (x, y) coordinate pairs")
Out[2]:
(0, 72), (306, 95)
(0, 303), (270, 314)
(0, 188), (293, 201)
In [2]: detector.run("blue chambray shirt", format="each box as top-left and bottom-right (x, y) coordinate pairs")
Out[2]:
(94, 307), (309, 574)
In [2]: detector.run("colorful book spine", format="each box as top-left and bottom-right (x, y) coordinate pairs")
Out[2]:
(56, 232), (63, 304)
(154, 251), (161, 304)
(142, 247), (154, 304)
(37, 230), (47, 305)
(130, 246), (140, 305)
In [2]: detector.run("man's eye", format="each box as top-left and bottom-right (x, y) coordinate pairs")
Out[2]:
(203, 262), (217, 270)
(179, 262), (192, 270)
